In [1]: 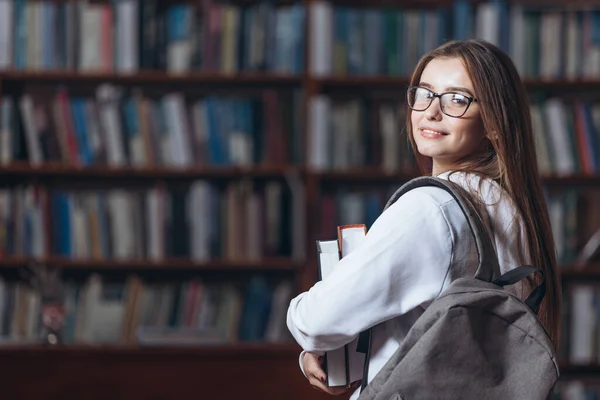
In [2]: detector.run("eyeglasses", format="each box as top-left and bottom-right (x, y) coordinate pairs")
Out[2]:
(406, 86), (478, 118)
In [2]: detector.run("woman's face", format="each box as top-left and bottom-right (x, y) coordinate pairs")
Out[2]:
(410, 57), (487, 176)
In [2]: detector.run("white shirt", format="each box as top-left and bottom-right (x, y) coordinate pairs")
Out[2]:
(286, 172), (531, 400)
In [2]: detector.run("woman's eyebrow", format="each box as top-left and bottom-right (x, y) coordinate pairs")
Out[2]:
(444, 86), (475, 97)
(418, 82), (475, 97)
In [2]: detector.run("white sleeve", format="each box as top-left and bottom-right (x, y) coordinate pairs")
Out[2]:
(286, 188), (455, 352)
(298, 351), (308, 378)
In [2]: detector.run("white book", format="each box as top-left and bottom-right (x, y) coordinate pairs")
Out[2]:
(569, 286), (596, 364)
(544, 99), (575, 175)
(70, 195), (89, 258)
(188, 181), (211, 261)
(19, 95), (43, 165)
(309, 2), (332, 76)
(115, 0), (139, 73)
(163, 93), (193, 167)
(308, 96), (331, 170)
(96, 85), (127, 166)
(316, 239), (346, 387)
(476, 3), (499, 47)
(316, 224), (368, 388)
(337, 225), (367, 384)
(539, 13), (562, 80)
(79, 4), (103, 71)
(108, 190), (135, 260)
(380, 104), (399, 172)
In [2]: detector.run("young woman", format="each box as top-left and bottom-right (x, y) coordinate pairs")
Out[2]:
(286, 39), (561, 398)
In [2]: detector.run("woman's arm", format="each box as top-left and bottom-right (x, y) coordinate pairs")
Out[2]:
(286, 187), (457, 353)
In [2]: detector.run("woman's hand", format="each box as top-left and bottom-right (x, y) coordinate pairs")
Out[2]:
(302, 352), (361, 396)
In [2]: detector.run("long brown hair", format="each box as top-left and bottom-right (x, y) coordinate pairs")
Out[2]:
(406, 39), (561, 350)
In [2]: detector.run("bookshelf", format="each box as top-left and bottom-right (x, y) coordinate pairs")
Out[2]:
(0, 0), (599, 398)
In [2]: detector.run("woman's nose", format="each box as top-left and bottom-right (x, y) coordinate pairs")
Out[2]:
(424, 97), (443, 121)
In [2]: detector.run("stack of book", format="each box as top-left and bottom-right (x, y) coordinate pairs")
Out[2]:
(316, 223), (367, 388)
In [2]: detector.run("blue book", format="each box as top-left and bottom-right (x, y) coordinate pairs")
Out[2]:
(14, 0), (26, 69)
(238, 277), (273, 341)
(205, 98), (225, 165)
(452, 0), (473, 40)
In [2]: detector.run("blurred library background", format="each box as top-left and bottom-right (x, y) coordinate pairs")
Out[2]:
(0, 0), (597, 398)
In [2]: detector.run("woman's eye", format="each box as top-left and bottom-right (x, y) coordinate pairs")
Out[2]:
(452, 96), (468, 105)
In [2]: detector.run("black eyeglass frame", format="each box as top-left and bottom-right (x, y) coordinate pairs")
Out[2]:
(406, 86), (479, 118)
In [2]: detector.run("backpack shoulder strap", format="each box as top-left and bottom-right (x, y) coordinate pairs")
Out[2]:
(385, 176), (500, 283)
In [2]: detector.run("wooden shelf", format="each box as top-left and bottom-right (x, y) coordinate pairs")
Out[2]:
(0, 342), (302, 357)
(0, 342), (331, 400)
(559, 363), (600, 379)
(316, 76), (600, 93)
(310, 168), (600, 187)
(541, 174), (600, 187)
(5, 164), (600, 188)
(1, 256), (597, 279)
(0, 70), (303, 87)
(316, 76), (410, 93)
(560, 263), (600, 282)
(0, 163), (299, 185)
(0, 256), (300, 272)
(311, 168), (420, 184)
(327, 0), (600, 6)
(4, 72), (600, 93)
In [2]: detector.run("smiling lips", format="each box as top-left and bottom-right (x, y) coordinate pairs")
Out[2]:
(420, 128), (449, 138)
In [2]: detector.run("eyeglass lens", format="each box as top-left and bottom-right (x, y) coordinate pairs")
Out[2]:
(408, 87), (471, 117)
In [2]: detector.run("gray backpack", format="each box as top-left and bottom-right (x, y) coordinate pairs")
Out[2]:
(356, 176), (559, 400)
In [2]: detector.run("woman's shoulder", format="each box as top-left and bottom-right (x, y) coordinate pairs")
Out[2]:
(436, 170), (526, 242)
(436, 171), (509, 206)
(387, 182), (456, 211)
(381, 182), (459, 229)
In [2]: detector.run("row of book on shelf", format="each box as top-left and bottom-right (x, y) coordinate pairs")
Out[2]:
(3, 0), (600, 80)
(308, 96), (600, 175)
(0, 87), (303, 167)
(308, 97), (415, 173)
(309, 0), (600, 79)
(0, 0), (305, 74)
(0, 273), (293, 346)
(531, 100), (600, 176)
(0, 180), (303, 261)
(6, 88), (600, 174)
(0, 180), (598, 266)
(315, 187), (600, 268)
